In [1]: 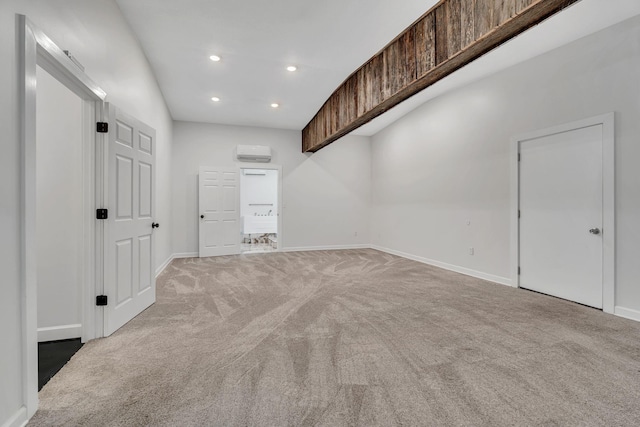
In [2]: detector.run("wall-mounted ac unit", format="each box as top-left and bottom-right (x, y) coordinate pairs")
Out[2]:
(237, 145), (272, 163)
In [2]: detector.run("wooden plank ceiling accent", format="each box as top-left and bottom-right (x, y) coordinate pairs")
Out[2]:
(302, 0), (580, 152)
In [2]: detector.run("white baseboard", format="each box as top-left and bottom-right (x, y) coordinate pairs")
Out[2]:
(155, 252), (200, 277)
(371, 245), (512, 287)
(155, 254), (174, 277)
(2, 406), (27, 427)
(173, 252), (198, 259)
(614, 306), (640, 323)
(37, 324), (82, 342)
(282, 244), (370, 253)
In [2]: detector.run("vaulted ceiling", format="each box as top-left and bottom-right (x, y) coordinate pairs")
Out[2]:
(115, 0), (640, 136)
(114, 0), (440, 130)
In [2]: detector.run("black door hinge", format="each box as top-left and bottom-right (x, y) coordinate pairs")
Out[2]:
(518, 267), (521, 275)
(97, 122), (109, 133)
(518, 153), (521, 161)
(96, 295), (108, 306)
(96, 208), (108, 220)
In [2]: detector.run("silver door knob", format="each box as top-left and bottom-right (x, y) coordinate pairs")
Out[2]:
(589, 228), (601, 235)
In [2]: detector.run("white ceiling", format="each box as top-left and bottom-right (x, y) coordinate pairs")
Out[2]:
(115, 0), (640, 136)
(114, 0), (440, 130)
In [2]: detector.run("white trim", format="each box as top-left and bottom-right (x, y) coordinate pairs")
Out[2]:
(510, 113), (615, 313)
(282, 244), (371, 253)
(37, 324), (82, 342)
(1, 407), (27, 427)
(371, 245), (512, 287)
(19, 15), (106, 420)
(155, 254), (175, 277)
(158, 252), (216, 278)
(19, 15), (39, 419)
(95, 101), (108, 339)
(601, 115), (616, 312)
(174, 252), (199, 259)
(156, 252), (216, 278)
(31, 27), (106, 101)
(509, 132), (520, 289)
(157, 252), (237, 275)
(78, 99), (101, 344)
(167, 247), (371, 260)
(614, 306), (640, 323)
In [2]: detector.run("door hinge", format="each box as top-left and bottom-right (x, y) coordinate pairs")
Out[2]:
(96, 295), (108, 306)
(518, 210), (521, 219)
(96, 208), (108, 220)
(518, 153), (521, 161)
(97, 122), (109, 133)
(518, 267), (521, 275)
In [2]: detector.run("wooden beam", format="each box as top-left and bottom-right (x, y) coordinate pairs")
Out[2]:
(302, 0), (581, 153)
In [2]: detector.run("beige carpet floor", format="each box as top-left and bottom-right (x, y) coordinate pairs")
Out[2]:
(30, 249), (640, 426)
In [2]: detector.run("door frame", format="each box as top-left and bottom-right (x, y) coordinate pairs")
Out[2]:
(239, 163), (284, 251)
(19, 15), (107, 418)
(510, 113), (615, 313)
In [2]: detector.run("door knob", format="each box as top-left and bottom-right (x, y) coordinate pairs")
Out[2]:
(589, 228), (600, 235)
(152, 222), (160, 229)
(200, 215), (205, 219)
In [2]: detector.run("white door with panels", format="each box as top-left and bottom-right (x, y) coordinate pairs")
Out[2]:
(104, 103), (157, 336)
(519, 124), (603, 308)
(199, 166), (241, 257)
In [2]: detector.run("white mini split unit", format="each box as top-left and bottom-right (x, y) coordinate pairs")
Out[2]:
(236, 145), (272, 163)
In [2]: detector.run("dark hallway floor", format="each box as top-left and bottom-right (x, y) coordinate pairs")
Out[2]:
(38, 338), (83, 390)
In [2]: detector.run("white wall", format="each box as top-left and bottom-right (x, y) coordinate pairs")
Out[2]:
(17, 1), (173, 272)
(36, 66), (83, 341)
(1, 1), (173, 424)
(172, 121), (371, 254)
(240, 169), (278, 217)
(371, 16), (640, 314)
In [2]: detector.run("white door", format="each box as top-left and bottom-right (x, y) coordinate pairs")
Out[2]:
(199, 166), (241, 257)
(519, 124), (603, 308)
(104, 104), (156, 336)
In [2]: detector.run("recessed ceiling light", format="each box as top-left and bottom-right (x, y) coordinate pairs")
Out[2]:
(270, 103), (279, 108)
(286, 65), (297, 72)
(209, 55), (221, 62)
(211, 97), (220, 102)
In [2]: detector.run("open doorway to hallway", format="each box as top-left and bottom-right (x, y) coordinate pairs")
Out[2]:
(240, 168), (278, 254)
(35, 65), (85, 388)
(20, 15), (108, 417)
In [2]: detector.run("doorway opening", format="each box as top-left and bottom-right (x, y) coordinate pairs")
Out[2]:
(20, 15), (107, 417)
(35, 64), (85, 388)
(240, 168), (279, 254)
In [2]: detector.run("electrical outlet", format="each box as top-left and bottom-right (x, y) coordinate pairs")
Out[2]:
(469, 247), (474, 255)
